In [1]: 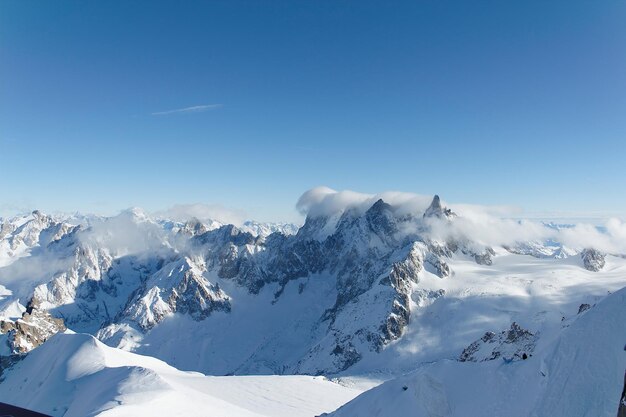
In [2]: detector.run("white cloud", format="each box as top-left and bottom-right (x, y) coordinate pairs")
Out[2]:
(296, 186), (434, 218)
(155, 203), (247, 226)
(80, 208), (167, 256)
(296, 186), (626, 254)
(151, 104), (222, 116)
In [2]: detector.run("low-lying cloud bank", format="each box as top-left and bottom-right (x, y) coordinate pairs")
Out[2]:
(296, 186), (626, 254)
(154, 203), (247, 226)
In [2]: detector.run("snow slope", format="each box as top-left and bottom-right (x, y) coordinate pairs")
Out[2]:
(0, 331), (362, 417)
(346, 249), (626, 375)
(326, 284), (626, 417)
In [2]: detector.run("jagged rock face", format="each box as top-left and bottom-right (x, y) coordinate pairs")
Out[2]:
(424, 252), (451, 277)
(146, 198), (461, 373)
(469, 247), (496, 265)
(0, 353), (23, 382)
(379, 243), (424, 343)
(581, 248), (606, 272)
(180, 218), (210, 236)
(250, 201), (462, 372)
(122, 257), (231, 330)
(459, 322), (537, 362)
(31, 241), (161, 332)
(33, 243), (233, 335)
(0, 305), (66, 354)
(366, 199), (399, 246)
(241, 220), (299, 238)
(0, 211), (74, 266)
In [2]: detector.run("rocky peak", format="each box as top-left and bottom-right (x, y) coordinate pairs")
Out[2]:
(423, 195), (455, 219)
(296, 215), (331, 241)
(241, 220), (299, 238)
(581, 248), (605, 272)
(459, 322), (537, 362)
(193, 224), (256, 248)
(0, 301), (66, 354)
(365, 199), (398, 244)
(218, 224), (256, 246)
(0, 210), (75, 257)
(181, 218), (209, 236)
(121, 257), (231, 331)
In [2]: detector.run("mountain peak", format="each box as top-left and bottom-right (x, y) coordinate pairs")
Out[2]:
(368, 198), (391, 212)
(431, 195), (442, 209)
(365, 198), (397, 241)
(117, 207), (150, 223)
(423, 195), (455, 219)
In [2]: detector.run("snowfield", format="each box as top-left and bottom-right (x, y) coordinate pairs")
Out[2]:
(326, 284), (626, 417)
(348, 249), (626, 375)
(0, 332), (362, 417)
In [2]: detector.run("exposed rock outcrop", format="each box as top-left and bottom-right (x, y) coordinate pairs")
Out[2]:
(581, 248), (606, 272)
(0, 301), (66, 354)
(459, 322), (537, 362)
(121, 257), (231, 330)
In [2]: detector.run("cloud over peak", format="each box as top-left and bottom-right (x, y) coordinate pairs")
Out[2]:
(296, 186), (626, 254)
(155, 203), (247, 226)
(296, 186), (434, 218)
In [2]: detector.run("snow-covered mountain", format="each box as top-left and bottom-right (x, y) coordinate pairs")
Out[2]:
(0, 210), (75, 268)
(1, 190), (625, 416)
(0, 331), (361, 417)
(325, 285), (626, 417)
(240, 220), (299, 238)
(0, 196), (505, 373)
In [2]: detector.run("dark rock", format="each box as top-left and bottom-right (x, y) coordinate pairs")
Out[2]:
(0, 353), (25, 382)
(581, 248), (606, 272)
(423, 195), (456, 219)
(617, 372), (626, 417)
(0, 307), (66, 354)
(460, 322), (537, 362)
(365, 199), (398, 245)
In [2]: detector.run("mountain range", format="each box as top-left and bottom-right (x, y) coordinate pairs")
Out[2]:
(1, 193), (625, 416)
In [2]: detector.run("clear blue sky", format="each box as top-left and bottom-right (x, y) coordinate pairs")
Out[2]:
(1, 1), (625, 222)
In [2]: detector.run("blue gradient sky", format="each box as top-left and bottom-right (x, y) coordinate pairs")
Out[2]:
(1, 1), (625, 222)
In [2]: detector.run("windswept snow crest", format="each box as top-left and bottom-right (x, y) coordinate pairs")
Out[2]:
(0, 331), (362, 417)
